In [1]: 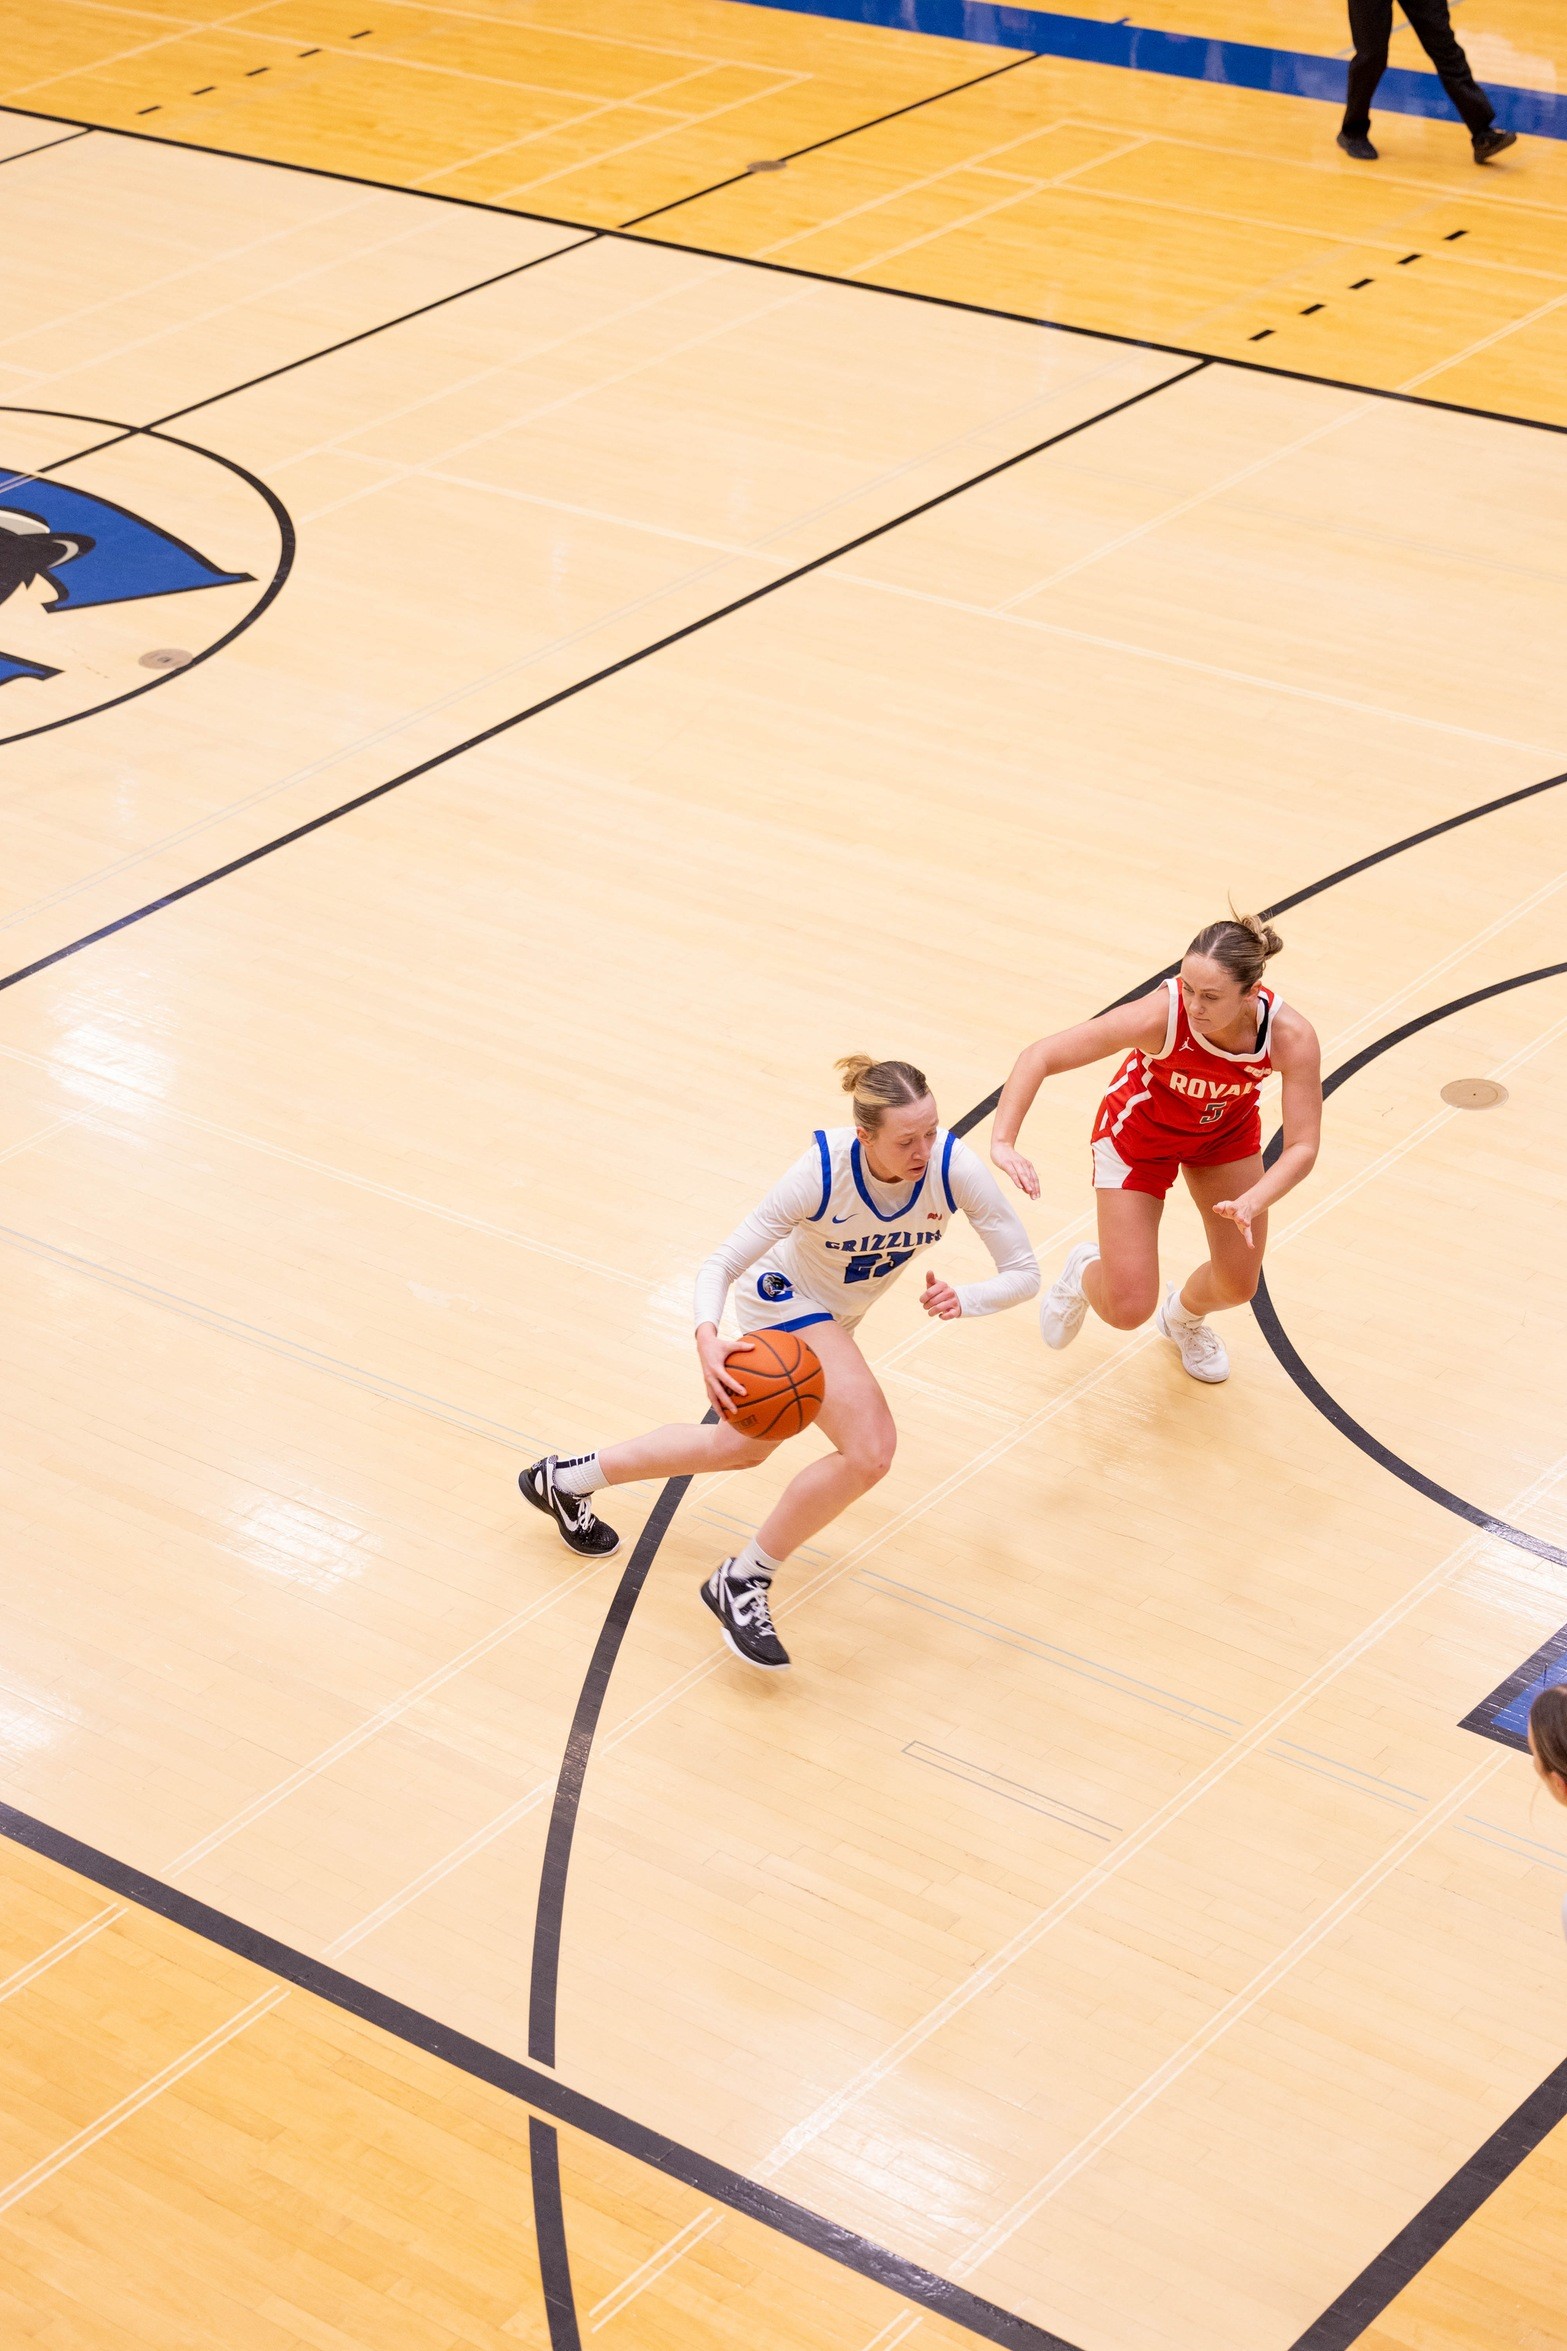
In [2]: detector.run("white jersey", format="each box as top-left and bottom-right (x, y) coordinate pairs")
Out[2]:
(694, 1126), (1039, 1336)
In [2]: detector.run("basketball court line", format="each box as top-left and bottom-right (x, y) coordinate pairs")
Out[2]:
(0, 1979), (291, 2216)
(739, 0), (1567, 142)
(4, 100), (1566, 438)
(563, 776), (1567, 2326)
(0, 600), (1556, 2351)
(0, 357), (1199, 997)
(0, 123), (90, 168)
(838, 574), (1559, 757)
(620, 44), (1045, 228)
(0, 86), (1559, 2332)
(0, 1800), (1066, 2351)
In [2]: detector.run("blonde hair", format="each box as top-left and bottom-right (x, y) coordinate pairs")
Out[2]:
(836, 1054), (932, 1133)
(1530, 1684), (1567, 1780)
(1186, 910), (1283, 992)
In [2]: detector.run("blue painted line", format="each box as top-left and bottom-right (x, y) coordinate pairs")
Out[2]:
(746, 0), (1567, 140)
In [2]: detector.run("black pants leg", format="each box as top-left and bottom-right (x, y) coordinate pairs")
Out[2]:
(1343, 0), (1392, 136)
(1400, 0), (1495, 134)
(1343, 0), (1495, 138)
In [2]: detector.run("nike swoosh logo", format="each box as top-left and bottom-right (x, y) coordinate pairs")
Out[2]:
(831, 1213), (854, 1223)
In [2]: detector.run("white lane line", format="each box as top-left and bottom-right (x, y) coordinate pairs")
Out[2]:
(0, 1984), (287, 2216)
(0, 1906), (125, 2006)
(490, 73), (811, 206)
(834, 572), (1560, 758)
(950, 1755), (1504, 2278)
(1399, 284), (1567, 393)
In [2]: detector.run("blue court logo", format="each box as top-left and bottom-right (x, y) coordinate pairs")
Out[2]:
(0, 414), (286, 742)
(0, 472), (251, 688)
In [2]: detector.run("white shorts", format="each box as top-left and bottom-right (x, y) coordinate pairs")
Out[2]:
(732, 1260), (859, 1339)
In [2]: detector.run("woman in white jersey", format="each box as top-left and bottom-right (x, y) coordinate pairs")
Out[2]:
(991, 914), (1321, 1385)
(520, 1056), (1038, 1671)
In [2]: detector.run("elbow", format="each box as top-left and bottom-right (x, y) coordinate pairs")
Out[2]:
(1022, 1259), (1042, 1300)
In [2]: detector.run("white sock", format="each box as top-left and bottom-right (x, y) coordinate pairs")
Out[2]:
(1164, 1286), (1202, 1325)
(730, 1537), (784, 1586)
(554, 1452), (606, 1497)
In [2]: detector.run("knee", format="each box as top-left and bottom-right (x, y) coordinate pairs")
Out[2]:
(1097, 1280), (1159, 1330)
(715, 1428), (775, 1470)
(843, 1426), (897, 1487)
(1210, 1264), (1260, 1309)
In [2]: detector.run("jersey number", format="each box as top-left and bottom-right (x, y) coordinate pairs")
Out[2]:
(1199, 1102), (1227, 1125)
(844, 1249), (914, 1285)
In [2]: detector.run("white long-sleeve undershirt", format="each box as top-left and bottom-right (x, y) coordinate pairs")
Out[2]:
(693, 1136), (1039, 1329)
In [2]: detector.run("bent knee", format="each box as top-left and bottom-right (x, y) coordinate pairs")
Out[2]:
(844, 1431), (897, 1485)
(1098, 1284), (1158, 1330)
(1210, 1267), (1260, 1307)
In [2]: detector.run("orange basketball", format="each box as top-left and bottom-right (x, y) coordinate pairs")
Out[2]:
(724, 1330), (826, 1441)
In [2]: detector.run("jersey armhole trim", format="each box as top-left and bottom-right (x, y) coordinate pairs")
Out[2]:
(808, 1129), (831, 1221)
(939, 1130), (957, 1214)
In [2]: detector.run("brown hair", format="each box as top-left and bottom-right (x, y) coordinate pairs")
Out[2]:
(1186, 910), (1283, 992)
(836, 1055), (932, 1133)
(1529, 1684), (1567, 1780)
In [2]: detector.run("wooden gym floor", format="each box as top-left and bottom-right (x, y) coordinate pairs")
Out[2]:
(0, 3), (1565, 2347)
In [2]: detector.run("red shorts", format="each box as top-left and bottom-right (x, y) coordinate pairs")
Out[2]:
(1090, 1100), (1261, 1199)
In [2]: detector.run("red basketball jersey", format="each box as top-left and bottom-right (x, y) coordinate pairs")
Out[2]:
(1095, 977), (1279, 1162)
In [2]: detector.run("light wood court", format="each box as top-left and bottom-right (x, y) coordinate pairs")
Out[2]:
(0, 2), (1566, 2347)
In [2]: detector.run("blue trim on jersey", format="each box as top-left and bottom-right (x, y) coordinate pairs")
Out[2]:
(767, 1311), (834, 1332)
(850, 1139), (925, 1221)
(808, 1129), (832, 1221)
(939, 1130), (957, 1214)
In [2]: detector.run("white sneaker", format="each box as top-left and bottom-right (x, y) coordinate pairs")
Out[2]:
(1040, 1243), (1099, 1349)
(1155, 1285), (1229, 1383)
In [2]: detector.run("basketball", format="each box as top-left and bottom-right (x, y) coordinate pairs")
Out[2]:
(724, 1331), (826, 1441)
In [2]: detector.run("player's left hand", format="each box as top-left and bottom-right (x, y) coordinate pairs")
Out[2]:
(921, 1271), (962, 1320)
(1212, 1192), (1259, 1247)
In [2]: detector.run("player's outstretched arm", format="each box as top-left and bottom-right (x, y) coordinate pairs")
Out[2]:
(919, 1141), (1040, 1319)
(1211, 1008), (1323, 1246)
(990, 991), (1171, 1196)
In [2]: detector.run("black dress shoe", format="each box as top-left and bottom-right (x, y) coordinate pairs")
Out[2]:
(1473, 126), (1517, 163)
(1337, 130), (1378, 160)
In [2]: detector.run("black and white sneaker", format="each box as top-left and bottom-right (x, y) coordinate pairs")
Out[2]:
(701, 1560), (790, 1671)
(519, 1456), (620, 1557)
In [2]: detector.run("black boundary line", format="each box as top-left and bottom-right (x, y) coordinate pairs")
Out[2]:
(0, 123), (91, 166)
(1253, 960), (1567, 1574)
(1248, 960), (1567, 1750)
(1287, 2053), (1567, 2350)
(619, 45), (1044, 226)
(148, 230), (602, 430)
(1, 231), (600, 543)
(0, 404), (294, 749)
(1, 101), (1564, 439)
(0, 358), (1204, 999)
(0, 1799), (1065, 2351)
(528, 2117), (585, 2351)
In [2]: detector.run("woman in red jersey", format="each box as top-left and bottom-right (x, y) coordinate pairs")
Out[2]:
(990, 914), (1322, 1384)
